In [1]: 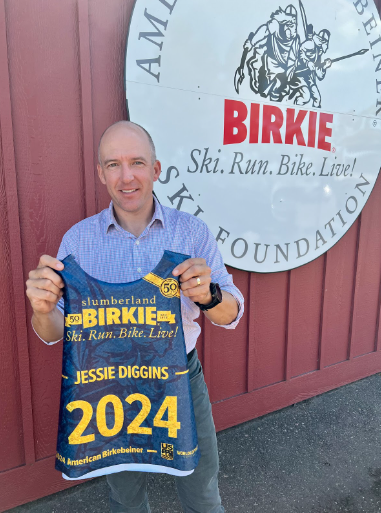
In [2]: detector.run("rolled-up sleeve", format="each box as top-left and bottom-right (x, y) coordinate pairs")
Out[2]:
(191, 217), (244, 329)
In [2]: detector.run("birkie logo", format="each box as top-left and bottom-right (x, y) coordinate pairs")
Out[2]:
(125, 0), (381, 272)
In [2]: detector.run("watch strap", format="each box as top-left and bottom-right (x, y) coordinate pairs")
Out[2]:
(195, 283), (222, 311)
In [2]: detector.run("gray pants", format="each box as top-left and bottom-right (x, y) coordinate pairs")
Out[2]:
(106, 349), (224, 513)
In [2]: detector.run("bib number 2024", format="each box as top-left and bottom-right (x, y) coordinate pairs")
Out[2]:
(66, 393), (180, 445)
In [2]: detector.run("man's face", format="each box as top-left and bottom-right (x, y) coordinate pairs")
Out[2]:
(281, 18), (297, 41)
(314, 34), (329, 54)
(97, 126), (161, 218)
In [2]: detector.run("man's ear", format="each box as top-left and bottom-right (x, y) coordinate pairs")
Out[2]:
(153, 160), (162, 182)
(97, 163), (106, 185)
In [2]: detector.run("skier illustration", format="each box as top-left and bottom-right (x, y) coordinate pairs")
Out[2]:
(288, 25), (332, 107)
(234, 5), (300, 102)
(234, 1), (369, 108)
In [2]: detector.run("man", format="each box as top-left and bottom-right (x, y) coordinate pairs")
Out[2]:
(244, 5), (300, 101)
(289, 27), (332, 107)
(26, 121), (244, 513)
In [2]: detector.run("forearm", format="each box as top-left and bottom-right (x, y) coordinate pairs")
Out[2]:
(32, 307), (64, 343)
(203, 291), (239, 326)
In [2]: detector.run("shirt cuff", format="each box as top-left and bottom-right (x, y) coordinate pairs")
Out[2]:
(31, 319), (63, 345)
(210, 286), (244, 330)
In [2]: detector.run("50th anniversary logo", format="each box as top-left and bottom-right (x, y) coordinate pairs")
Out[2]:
(125, 0), (381, 273)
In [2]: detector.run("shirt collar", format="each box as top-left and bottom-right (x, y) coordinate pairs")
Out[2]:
(104, 195), (165, 235)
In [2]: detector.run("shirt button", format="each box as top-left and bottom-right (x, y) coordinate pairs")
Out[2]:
(137, 267), (141, 273)
(136, 240), (140, 245)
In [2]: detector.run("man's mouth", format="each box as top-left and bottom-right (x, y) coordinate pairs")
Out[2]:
(121, 189), (138, 194)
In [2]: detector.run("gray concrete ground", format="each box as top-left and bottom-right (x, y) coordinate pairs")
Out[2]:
(7, 373), (381, 513)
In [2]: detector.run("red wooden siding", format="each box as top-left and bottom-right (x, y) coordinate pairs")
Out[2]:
(0, 0), (381, 510)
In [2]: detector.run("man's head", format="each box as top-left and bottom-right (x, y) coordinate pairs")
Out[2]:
(97, 120), (161, 222)
(272, 6), (297, 41)
(314, 29), (330, 54)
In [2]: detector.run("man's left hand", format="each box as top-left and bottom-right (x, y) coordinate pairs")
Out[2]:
(172, 258), (212, 305)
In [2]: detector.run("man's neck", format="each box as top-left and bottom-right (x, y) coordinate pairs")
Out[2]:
(113, 198), (155, 237)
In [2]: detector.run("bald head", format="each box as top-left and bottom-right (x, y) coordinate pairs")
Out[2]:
(98, 120), (157, 166)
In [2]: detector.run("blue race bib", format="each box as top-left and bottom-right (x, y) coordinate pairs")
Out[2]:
(55, 251), (200, 480)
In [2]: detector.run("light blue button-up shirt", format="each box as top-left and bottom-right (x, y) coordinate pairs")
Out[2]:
(45, 197), (244, 354)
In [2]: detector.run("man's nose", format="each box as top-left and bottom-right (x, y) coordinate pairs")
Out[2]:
(120, 163), (134, 181)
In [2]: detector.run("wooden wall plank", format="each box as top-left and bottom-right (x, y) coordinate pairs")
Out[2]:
(78, 0), (96, 218)
(0, 0), (35, 466)
(4, 0), (85, 460)
(320, 219), (359, 367)
(351, 176), (381, 357)
(0, 129), (25, 472)
(288, 256), (325, 378)
(207, 267), (248, 403)
(248, 271), (288, 391)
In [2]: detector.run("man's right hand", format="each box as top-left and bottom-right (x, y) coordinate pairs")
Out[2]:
(26, 255), (64, 315)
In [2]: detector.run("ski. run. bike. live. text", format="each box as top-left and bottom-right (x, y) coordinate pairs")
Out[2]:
(160, 163), (371, 266)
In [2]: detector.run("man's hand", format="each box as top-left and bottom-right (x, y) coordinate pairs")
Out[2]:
(26, 255), (65, 343)
(26, 255), (64, 314)
(173, 258), (239, 326)
(172, 258), (212, 305)
(323, 58), (332, 69)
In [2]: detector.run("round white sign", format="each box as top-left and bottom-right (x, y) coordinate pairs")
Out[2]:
(125, 0), (381, 273)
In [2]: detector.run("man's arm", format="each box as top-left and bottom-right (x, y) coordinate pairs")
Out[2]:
(32, 307), (64, 343)
(26, 255), (65, 343)
(244, 23), (269, 51)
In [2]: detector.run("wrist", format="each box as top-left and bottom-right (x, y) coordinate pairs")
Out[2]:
(32, 307), (64, 343)
(33, 307), (57, 321)
(195, 291), (213, 305)
(32, 307), (60, 329)
(194, 283), (223, 311)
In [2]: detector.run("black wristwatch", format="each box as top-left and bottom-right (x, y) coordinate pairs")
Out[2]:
(195, 283), (222, 311)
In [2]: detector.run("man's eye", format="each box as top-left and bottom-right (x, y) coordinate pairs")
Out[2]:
(108, 163), (118, 168)
(133, 161), (144, 165)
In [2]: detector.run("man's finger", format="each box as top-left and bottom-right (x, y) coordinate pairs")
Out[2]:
(181, 285), (210, 301)
(179, 264), (211, 283)
(29, 266), (64, 289)
(37, 254), (64, 271)
(172, 258), (203, 277)
(26, 278), (62, 297)
(26, 286), (62, 304)
(181, 275), (211, 291)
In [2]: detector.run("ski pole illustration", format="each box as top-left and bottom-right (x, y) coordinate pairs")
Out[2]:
(319, 48), (369, 69)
